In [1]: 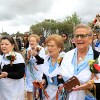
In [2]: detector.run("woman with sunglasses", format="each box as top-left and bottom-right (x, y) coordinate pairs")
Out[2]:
(59, 24), (100, 100)
(62, 33), (73, 52)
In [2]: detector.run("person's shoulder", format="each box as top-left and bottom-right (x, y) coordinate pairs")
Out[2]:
(93, 49), (100, 54)
(65, 48), (75, 55)
(59, 51), (66, 57)
(37, 45), (45, 51)
(63, 49), (75, 59)
(15, 52), (22, 56)
(43, 54), (50, 61)
(14, 52), (25, 64)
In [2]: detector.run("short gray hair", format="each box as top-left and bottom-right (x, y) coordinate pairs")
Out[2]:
(73, 24), (93, 35)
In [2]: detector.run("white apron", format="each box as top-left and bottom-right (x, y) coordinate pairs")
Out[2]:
(41, 55), (62, 100)
(0, 52), (25, 100)
(0, 78), (24, 100)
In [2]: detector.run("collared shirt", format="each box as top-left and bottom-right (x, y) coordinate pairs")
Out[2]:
(47, 57), (58, 86)
(72, 46), (93, 75)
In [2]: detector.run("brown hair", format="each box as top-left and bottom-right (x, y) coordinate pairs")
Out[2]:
(0, 35), (19, 52)
(45, 34), (64, 51)
(28, 34), (40, 43)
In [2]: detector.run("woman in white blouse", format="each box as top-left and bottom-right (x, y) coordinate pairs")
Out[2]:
(0, 35), (25, 100)
(25, 34), (45, 100)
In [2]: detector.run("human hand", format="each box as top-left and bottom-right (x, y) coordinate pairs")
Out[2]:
(41, 79), (46, 85)
(0, 72), (8, 78)
(34, 79), (39, 83)
(31, 50), (38, 56)
(58, 75), (63, 79)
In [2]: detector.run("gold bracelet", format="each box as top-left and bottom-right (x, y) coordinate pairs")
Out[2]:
(89, 79), (94, 84)
(88, 79), (94, 90)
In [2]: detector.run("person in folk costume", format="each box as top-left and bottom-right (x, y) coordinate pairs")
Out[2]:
(93, 55), (100, 100)
(25, 34), (45, 100)
(95, 32), (100, 52)
(0, 36), (25, 100)
(40, 34), (65, 100)
(73, 52), (100, 100)
(59, 24), (100, 100)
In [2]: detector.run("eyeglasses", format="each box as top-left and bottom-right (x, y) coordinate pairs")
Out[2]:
(62, 35), (66, 37)
(74, 34), (92, 39)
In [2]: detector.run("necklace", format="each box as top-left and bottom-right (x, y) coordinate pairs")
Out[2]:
(78, 56), (85, 63)
(78, 57), (83, 61)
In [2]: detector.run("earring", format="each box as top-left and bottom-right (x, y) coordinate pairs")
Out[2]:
(59, 49), (61, 52)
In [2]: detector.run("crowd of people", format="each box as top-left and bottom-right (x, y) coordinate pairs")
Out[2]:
(0, 23), (100, 100)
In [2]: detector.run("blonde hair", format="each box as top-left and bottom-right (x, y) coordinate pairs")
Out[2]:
(45, 34), (64, 51)
(28, 34), (40, 43)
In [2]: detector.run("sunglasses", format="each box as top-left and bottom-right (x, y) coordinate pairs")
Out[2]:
(74, 34), (92, 39)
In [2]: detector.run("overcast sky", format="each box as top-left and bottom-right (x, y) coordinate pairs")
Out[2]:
(0, 0), (99, 34)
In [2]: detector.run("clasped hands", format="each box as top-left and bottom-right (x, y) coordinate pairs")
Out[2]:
(28, 49), (38, 56)
(27, 47), (38, 60)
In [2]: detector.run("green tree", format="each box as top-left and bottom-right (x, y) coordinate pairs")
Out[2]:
(1, 32), (9, 35)
(68, 12), (81, 27)
(30, 12), (81, 36)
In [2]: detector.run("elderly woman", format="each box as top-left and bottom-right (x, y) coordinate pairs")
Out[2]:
(0, 36), (25, 100)
(59, 24), (100, 100)
(25, 34), (45, 100)
(41, 34), (65, 100)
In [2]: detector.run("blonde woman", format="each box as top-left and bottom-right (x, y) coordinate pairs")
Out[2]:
(25, 34), (45, 100)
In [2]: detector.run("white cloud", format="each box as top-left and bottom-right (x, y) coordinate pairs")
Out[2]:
(0, 0), (99, 34)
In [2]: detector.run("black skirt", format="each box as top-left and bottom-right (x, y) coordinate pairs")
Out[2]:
(95, 83), (100, 100)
